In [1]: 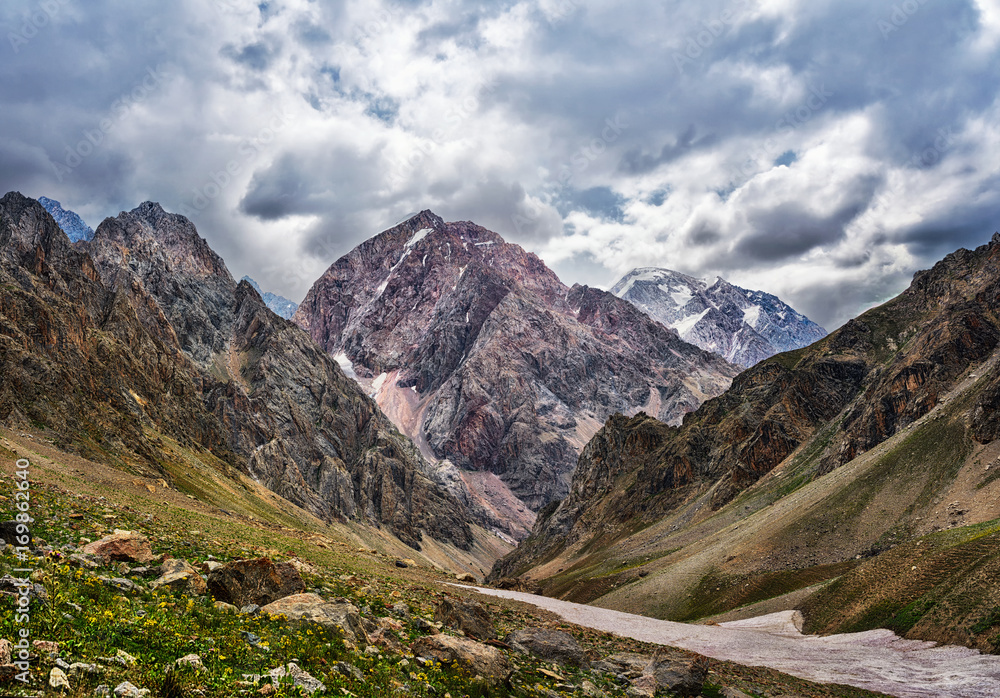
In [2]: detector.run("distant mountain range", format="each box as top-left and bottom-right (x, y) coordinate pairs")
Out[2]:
(242, 276), (298, 319)
(38, 196), (94, 242)
(611, 268), (827, 367)
(293, 211), (738, 539)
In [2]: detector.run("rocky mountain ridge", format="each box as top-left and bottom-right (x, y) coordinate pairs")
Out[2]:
(38, 196), (94, 242)
(293, 212), (739, 538)
(242, 275), (299, 319)
(611, 268), (827, 367)
(0, 192), (475, 556)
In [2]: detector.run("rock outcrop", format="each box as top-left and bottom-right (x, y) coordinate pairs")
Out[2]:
(410, 634), (511, 683)
(433, 598), (497, 640)
(205, 558), (305, 608)
(504, 628), (589, 668)
(81, 532), (156, 565)
(293, 212), (738, 533)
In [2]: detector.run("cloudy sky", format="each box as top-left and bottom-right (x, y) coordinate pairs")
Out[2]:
(2, 0), (999, 329)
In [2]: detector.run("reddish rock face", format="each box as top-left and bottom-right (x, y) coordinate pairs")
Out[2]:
(294, 212), (738, 529)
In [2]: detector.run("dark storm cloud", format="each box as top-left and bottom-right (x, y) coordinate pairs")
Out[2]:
(239, 154), (308, 220)
(619, 125), (717, 174)
(738, 201), (862, 262)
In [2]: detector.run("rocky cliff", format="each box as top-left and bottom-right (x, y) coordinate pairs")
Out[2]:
(611, 268), (827, 367)
(293, 212), (738, 536)
(0, 192), (472, 551)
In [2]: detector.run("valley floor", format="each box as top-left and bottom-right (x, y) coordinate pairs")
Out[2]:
(460, 586), (1000, 698)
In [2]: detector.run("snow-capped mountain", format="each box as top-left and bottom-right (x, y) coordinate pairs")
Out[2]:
(242, 276), (298, 319)
(611, 268), (827, 367)
(38, 196), (94, 242)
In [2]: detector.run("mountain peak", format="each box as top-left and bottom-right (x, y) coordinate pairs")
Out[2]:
(395, 209), (446, 232)
(89, 202), (232, 286)
(612, 267), (826, 367)
(241, 275), (298, 319)
(37, 196), (94, 242)
(132, 201), (167, 220)
(294, 213), (737, 537)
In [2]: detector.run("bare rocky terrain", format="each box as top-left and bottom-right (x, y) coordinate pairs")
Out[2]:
(294, 211), (738, 537)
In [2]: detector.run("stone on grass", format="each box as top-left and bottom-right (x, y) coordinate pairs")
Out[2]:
(34, 640), (60, 657)
(333, 662), (364, 681)
(113, 681), (150, 697)
(208, 558), (305, 607)
(0, 639), (11, 664)
(100, 577), (138, 594)
(149, 559), (207, 595)
(260, 594), (369, 645)
(68, 553), (101, 569)
(411, 634), (511, 683)
(99, 650), (137, 667)
(268, 662), (326, 694)
(82, 531), (156, 564)
(505, 628), (589, 668)
(720, 688), (753, 698)
(49, 667), (71, 690)
(68, 663), (102, 677)
(434, 597), (497, 640)
(413, 617), (441, 634)
(175, 654), (204, 670)
(641, 653), (708, 697)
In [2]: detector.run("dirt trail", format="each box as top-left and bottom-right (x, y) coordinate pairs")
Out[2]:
(458, 585), (1000, 698)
